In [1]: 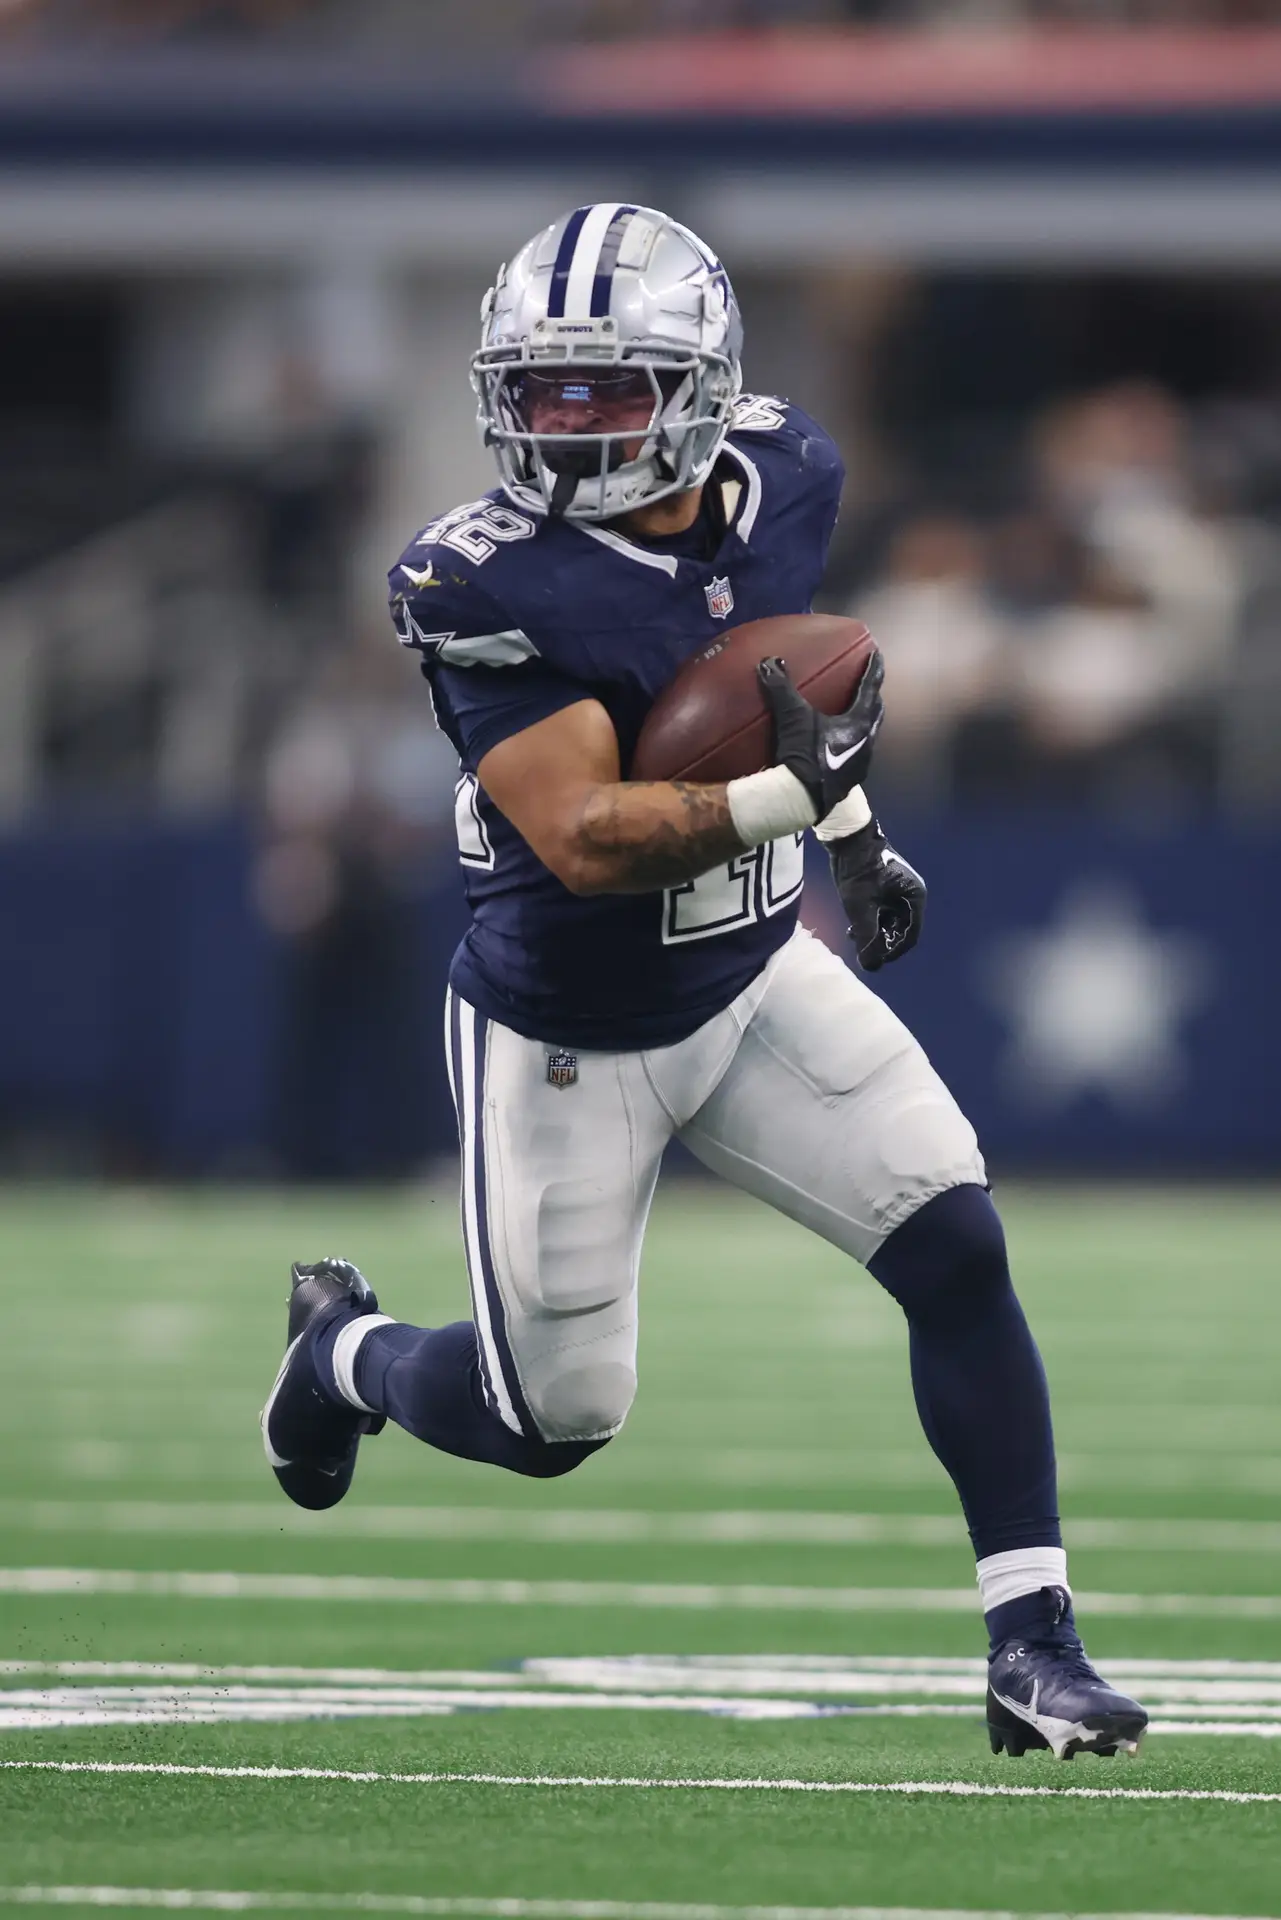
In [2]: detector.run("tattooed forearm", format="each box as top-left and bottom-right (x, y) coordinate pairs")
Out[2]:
(572, 780), (746, 894)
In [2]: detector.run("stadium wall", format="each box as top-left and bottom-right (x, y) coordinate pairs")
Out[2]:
(1, 819), (1273, 1178)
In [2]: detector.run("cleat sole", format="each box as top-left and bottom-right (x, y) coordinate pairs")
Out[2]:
(987, 1716), (1051, 1759)
(986, 1687), (1146, 1763)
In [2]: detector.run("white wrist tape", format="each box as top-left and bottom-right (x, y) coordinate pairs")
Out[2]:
(726, 764), (817, 846)
(814, 786), (873, 842)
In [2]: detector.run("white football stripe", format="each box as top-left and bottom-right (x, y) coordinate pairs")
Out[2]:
(4, 1761), (1281, 1804)
(12, 1655), (1281, 1706)
(0, 1686), (977, 1730)
(1, 1895), (1276, 1920)
(27, 1655), (1281, 1680)
(0, 1695), (1264, 1735)
(0, 1894), (1274, 1920)
(4, 1569), (1281, 1617)
(3, 1656), (1281, 1735)
(7, 1503), (1281, 1554)
(12, 1653), (1281, 1682)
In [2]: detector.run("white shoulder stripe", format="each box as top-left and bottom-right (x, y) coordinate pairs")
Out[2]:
(437, 630), (540, 668)
(721, 441), (763, 543)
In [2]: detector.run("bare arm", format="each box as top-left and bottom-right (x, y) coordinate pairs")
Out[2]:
(477, 699), (745, 897)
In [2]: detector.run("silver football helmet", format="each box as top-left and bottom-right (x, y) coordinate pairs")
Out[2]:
(472, 203), (744, 522)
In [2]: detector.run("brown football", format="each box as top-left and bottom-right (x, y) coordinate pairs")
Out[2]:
(630, 613), (878, 785)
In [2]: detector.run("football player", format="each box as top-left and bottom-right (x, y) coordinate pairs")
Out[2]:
(262, 204), (1147, 1761)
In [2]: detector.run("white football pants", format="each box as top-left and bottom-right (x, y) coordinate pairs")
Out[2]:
(445, 926), (985, 1446)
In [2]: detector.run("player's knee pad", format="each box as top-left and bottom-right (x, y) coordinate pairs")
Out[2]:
(531, 1358), (637, 1445)
(868, 1182), (1011, 1331)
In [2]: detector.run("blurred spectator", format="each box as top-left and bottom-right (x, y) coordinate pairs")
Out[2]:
(1033, 383), (1242, 684)
(9, 0), (1281, 49)
(851, 376), (1268, 815)
(0, 0), (319, 40)
(253, 630), (458, 1178)
(856, 515), (1006, 806)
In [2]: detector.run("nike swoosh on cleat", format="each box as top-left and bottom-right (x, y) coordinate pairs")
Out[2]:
(993, 1682), (1094, 1761)
(824, 737), (868, 771)
(260, 1333), (304, 1471)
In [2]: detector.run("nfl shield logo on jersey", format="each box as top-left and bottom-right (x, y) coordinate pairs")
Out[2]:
(705, 575), (734, 620)
(546, 1049), (578, 1090)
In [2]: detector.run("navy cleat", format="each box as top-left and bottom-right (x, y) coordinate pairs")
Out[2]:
(987, 1586), (1148, 1761)
(261, 1257), (385, 1512)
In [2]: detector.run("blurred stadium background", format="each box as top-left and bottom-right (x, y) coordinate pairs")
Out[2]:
(3, 7), (1281, 1909)
(2, 4), (1280, 1182)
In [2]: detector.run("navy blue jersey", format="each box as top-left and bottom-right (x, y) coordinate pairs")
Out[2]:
(389, 396), (844, 1050)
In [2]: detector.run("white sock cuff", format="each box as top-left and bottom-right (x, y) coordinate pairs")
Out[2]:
(330, 1313), (394, 1413)
(976, 1546), (1070, 1616)
(726, 764), (817, 846)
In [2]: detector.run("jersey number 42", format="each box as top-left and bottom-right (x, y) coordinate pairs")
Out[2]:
(661, 835), (804, 943)
(455, 774), (803, 941)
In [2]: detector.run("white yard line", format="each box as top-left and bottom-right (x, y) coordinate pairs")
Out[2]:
(0, 1896), (1275, 1920)
(7, 1503), (1281, 1553)
(0, 1695), (1263, 1733)
(5, 1655), (1281, 1733)
(14, 1657), (1281, 1686)
(7, 1657), (1281, 1713)
(4, 1569), (1281, 1617)
(4, 1761), (1281, 1804)
(0, 1686), (976, 1729)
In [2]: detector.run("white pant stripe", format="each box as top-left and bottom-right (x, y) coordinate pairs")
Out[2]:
(443, 988), (458, 1111)
(455, 995), (523, 1436)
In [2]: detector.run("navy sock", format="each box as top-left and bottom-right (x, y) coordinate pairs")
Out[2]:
(868, 1184), (1061, 1562)
(985, 1583), (1076, 1650)
(353, 1319), (605, 1480)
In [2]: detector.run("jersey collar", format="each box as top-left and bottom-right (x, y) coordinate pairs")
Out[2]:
(575, 444), (763, 574)
(575, 523), (679, 576)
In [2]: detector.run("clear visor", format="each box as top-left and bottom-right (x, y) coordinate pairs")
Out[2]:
(508, 367), (683, 437)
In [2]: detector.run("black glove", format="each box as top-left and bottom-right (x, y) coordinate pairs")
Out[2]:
(828, 817), (926, 971)
(758, 651), (884, 818)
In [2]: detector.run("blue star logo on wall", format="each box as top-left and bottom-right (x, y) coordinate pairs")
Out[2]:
(979, 880), (1214, 1112)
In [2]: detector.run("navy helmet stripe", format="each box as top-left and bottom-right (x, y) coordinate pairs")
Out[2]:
(589, 204), (639, 318)
(546, 205), (592, 319)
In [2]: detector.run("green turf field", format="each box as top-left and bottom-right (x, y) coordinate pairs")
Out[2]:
(1, 1181), (1280, 1917)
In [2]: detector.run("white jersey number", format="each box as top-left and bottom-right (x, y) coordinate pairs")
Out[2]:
(662, 835), (804, 944)
(731, 393), (788, 433)
(419, 500), (536, 566)
(455, 774), (495, 870)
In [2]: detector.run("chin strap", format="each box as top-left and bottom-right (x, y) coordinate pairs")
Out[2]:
(549, 470), (579, 518)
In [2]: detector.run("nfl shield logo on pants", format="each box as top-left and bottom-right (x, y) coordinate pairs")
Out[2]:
(705, 575), (734, 620)
(546, 1050), (578, 1090)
